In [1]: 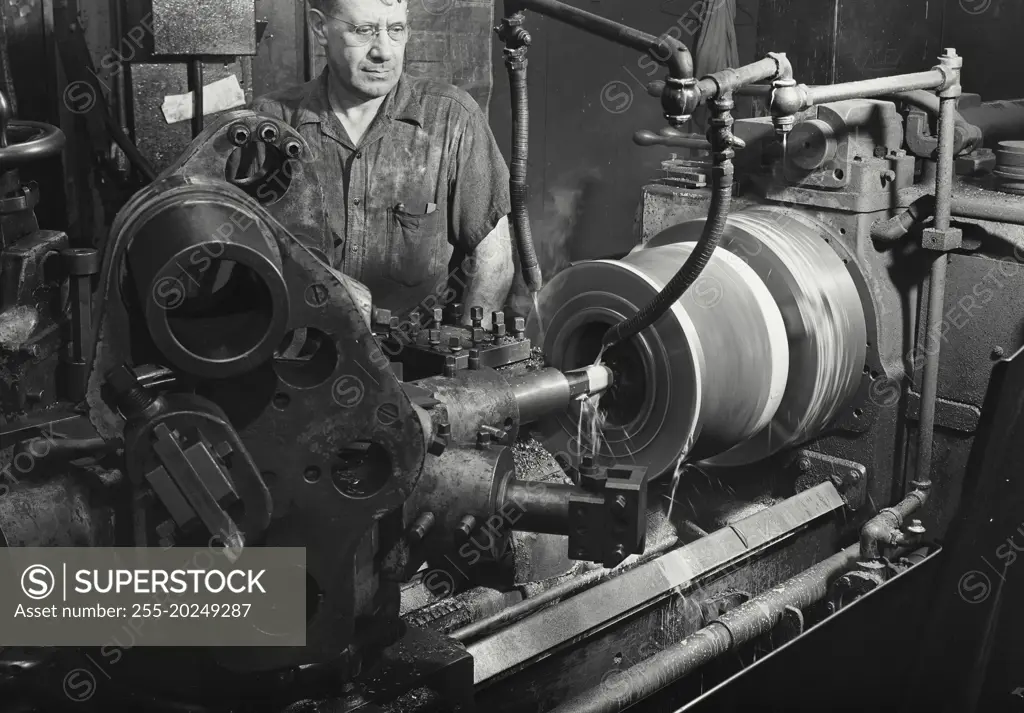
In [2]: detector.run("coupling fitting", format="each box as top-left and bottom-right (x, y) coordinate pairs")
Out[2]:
(934, 47), (963, 99)
(496, 11), (531, 69)
(662, 76), (701, 128)
(767, 51), (794, 81)
(769, 77), (807, 140)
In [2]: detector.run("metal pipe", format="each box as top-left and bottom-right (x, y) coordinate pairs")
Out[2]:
(915, 50), (961, 494)
(452, 536), (680, 643)
(951, 194), (1024, 225)
(871, 191), (1024, 246)
(189, 59), (204, 138)
(503, 479), (573, 534)
(505, 0), (693, 80)
(870, 194), (936, 243)
(806, 70), (946, 106)
(960, 98), (1024, 145)
(696, 55), (785, 100)
(859, 488), (929, 559)
(548, 544), (861, 713)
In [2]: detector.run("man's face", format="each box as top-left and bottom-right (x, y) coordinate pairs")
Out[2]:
(312, 0), (408, 101)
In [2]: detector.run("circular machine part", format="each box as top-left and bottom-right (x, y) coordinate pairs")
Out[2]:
(120, 180), (291, 379)
(532, 240), (790, 478)
(993, 140), (1024, 196)
(644, 207), (868, 467)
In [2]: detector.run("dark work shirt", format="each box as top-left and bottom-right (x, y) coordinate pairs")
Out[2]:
(251, 69), (512, 316)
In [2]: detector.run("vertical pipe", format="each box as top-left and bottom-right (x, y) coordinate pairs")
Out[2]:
(188, 59), (203, 138)
(914, 49), (961, 490)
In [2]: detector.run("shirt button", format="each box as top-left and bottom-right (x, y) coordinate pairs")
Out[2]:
(355, 152), (363, 159)
(354, 198), (361, 205)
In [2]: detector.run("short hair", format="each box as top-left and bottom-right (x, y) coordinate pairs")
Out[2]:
(307, 0), (404, 11)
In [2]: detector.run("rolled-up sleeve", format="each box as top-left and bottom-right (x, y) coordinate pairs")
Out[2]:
(448, 103), (512, 254)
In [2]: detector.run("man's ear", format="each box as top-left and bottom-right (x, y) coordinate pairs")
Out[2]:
(307, 8), (329, 48)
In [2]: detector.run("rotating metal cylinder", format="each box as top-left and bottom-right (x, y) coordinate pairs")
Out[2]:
(533, 207), (866, 476)
(119, 178), (291, 378)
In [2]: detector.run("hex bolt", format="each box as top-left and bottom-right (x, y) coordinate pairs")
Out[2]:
(456, 514), (477, 540)
(514, 317), (526, 340)
(449, 336), (462, 354)
(229, 123), (250, 146)
(409, 512), (435, 543)
(409, 310), (422, 333)
(437, 422), (451, 439)
(469, 348), (481, 370)
(258, 122), (278, 143)
(471, 306), (484, 328)
(472, 327), (486, 345)
(451, 303), (464, 323)
(428, 329), (442, 346)
(432, 308), (444, 328)
(492, 311), (507, 338)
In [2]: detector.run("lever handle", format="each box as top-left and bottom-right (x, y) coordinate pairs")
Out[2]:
(633, 127), (711, 150)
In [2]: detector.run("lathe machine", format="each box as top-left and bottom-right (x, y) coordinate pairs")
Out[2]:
(2, 1), (1024, 711)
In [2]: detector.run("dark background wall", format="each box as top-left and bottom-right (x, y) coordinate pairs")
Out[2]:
(489, 0), (761, 274)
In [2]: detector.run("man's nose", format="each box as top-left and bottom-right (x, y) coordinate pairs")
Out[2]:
(367, 31), (396, 61)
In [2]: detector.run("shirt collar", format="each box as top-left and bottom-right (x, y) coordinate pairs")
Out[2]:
(296, 68), (424, 130)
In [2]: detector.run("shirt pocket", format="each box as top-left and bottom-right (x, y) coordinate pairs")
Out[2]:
(385, 201), (445, 287)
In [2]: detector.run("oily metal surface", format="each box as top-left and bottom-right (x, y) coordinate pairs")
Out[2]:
(645, 207), (867, 466)
(468, 483), (846, 686)
(622, 242), (789, 461)
(532, 240), (789, 476)
(531, 255), (699, 479)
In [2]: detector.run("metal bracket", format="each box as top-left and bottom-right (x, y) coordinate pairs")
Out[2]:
(792, 450), (867, 511)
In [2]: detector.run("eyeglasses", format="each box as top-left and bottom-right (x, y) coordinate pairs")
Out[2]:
(326, 15), (409, 46)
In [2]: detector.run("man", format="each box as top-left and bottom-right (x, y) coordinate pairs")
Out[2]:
(251, 0), (514, 328)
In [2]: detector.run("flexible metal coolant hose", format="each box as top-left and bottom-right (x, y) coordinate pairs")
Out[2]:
(508, 53), (543, 294)
(602, 93), (737, 351)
